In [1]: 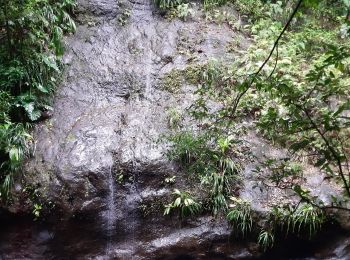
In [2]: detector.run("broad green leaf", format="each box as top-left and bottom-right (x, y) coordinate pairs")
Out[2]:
(42, 56), (60, 72)
(9, 147), (21, 162)
(174, 197), (181, 207)
(35, 83), (49, 93)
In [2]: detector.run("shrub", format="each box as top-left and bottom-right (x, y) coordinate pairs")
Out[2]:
(167, 131), (241, 215)
(0, 0), (76, 199)
(203, 0), (227, 10)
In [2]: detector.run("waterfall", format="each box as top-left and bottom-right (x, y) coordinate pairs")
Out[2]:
(144, 48), (153, 98)
(129, 0), (153, 99)
(105, 166), (116, 257)
(144, 0), (153, 99)
(131, 173), (137, 259)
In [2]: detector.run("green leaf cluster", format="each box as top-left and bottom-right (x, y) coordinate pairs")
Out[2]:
(227, 196), (253, 236)
(0, 0), (76, 199)
(166, 130), (242, 215)
(164, 188), (202, 217)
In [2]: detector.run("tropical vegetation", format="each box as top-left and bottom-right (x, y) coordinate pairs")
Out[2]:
(0, 0), (76, 199)
(162, 0), (350, 251)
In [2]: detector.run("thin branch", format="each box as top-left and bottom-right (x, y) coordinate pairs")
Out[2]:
(231, 0), (304, 117)
(300, 106), (350, 197)
(268, 43), (279, 79)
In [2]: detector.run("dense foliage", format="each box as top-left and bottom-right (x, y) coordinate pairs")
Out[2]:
(163, 0), (350, 251)
(0, 0), (75, 199)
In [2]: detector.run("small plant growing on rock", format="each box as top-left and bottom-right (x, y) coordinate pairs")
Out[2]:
(227, 196), (253, 237)
(174, 3), (194, 21)
(33, 203), (43, 220)
(164, 175), (176, 185)
(167, 131), (208, 166)
(289, 203), (325, 238)
(115, 173), (124, 184)
(154, 0), (183, 10)
(164, 189), (201, 218)
(167, 131), (242, 215)
(23, 184), (55, 220)
(269, 202), (325, 239)
(258, 229), (275, 251)
(118, 8), (131, 26)
(167, 108), (182, 129)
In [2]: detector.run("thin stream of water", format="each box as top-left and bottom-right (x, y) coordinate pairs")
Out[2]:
(131, 173), (137, 260)
(105, 165), (116, 257)
(129, 0), (153, 99)
(105, 1), (153, 258)
(144, 48), (153, 98)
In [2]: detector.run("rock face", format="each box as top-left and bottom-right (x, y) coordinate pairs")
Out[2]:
(22, 0), (239, 218)
(4, 0), (250, 258)
(1, 0), (350, 259)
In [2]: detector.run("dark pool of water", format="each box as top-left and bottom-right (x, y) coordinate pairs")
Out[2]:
(0, 212), (349, 259)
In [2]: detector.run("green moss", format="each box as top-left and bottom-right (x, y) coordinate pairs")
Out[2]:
(225, 36), (243, 53)
(159, 64), (207, 93)
(23, 183), (55, 220)
(66, 133), (76, 142)
(159, 70), (183, 93)
(139, 197), (168, 218)
(183, 64), (205, 85)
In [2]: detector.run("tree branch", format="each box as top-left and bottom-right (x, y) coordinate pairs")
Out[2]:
(231, 0), (304, 116)
(299, 105), (350, 197)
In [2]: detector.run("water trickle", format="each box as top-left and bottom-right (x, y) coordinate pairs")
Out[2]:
(144, 48), (153, 98)
(131, 173), (137, 259)
(105, 165), (116, 257)
(128, 0), (154, 99)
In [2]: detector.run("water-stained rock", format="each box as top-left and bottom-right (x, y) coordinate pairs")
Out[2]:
(1, 0), (349, 259)
(2, 0), (245, 258)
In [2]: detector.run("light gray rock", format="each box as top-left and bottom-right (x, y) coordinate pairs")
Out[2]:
(1, 0), (349, 259)
(3, 0), (244, 258)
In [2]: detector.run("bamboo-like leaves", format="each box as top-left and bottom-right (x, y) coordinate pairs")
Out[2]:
(164, 189), (202, 218)
(227, 196), (253, 237)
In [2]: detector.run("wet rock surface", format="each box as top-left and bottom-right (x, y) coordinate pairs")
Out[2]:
(1, 0), (349, 259)
(239, 130), (344, 213)
(2, 0), (243, 258)
(22, 0), (239, 219)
